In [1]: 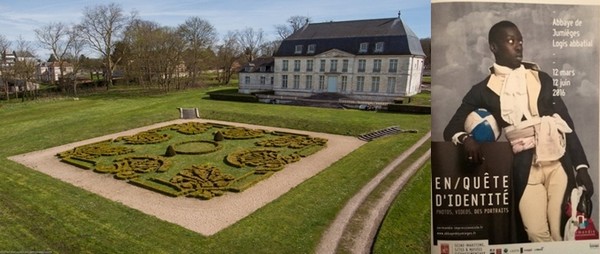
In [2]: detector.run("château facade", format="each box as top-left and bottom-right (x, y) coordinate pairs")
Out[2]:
(239, 15), (425, 103)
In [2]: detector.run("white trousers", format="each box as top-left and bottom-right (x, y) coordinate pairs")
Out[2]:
(519, 160), (567, 242)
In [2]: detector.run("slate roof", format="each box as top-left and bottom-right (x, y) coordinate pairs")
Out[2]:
(239, 57), (274, 73)
(274, 17), (424, 57)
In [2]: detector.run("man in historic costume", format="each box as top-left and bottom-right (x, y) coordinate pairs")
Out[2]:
(443, 20), (594, 242)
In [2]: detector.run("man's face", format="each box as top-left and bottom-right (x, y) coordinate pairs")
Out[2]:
(490, 26), (523, 69)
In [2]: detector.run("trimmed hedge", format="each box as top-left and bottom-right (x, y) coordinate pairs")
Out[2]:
(168, 164), (235, 200)
(57, 142), (134, 160)
(208, 89), (259, 102)
(386, 104), (431, 114)
(225, 148), (303, 172)
(227, 172), (274, 192)
(170, 122), (213, 135)
(56, 121), (329, 201)
(115, 131), (171, 144)
(94, 155), (171, 180)
(256, 135), (327, 149)
(61, 158), (96, 170)
(221, 127), (265, 140)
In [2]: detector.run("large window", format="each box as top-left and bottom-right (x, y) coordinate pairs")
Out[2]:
(306, 60), (313, 72)
(358, 59), (366, 72)
(282, 75), (288, 88)
(373, 59), (382, 73)
(387, 77), (396, 93)
(356, 76), (365, 92)
(330, 60), (338, 72)
(294, 60), (301, 72)
(319, 75), (325, 90)
(389, 59), (398, 73)
(244, 76), (250, 84)
(319, 59), (326, 72)
(293, 75), (300, 89)
(342, 59), (349, 72)
(371, 77), (380, 92)
(341, 76), (348, 91)
(282, 60), (289, 71)
(260, 76), (266, 85)
(306, 75), (313, 89)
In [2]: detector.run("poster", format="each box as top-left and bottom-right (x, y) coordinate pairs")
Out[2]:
(431, 0), (600, 253)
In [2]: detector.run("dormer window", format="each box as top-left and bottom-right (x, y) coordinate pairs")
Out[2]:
(307, 44), (316, 54)
(359, 42), (369, 53)
(244, 67), (252, 72)
(375, 42), (384, 53)
(294, 45), (303, 54)
(260, 66), (266, 72)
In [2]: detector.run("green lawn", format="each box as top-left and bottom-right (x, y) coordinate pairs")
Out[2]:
(0, 86), (431, 253)
(373, 161), (432, 253)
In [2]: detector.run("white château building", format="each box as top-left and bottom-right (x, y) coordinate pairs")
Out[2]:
(238, 15), (425, 103)
(237, 57), (274, 94)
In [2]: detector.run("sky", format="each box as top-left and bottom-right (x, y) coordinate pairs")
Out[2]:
(0, 0), (431, 59)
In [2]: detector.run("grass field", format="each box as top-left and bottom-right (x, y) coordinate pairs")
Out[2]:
(0, 86), (431, 253)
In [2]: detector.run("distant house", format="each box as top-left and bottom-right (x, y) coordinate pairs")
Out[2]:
(1, 50), (17, 69)
(36, 61), (74, 82)
(1, 50), (40, 93)
(238, 57), (275, 94)
(256, 15), (425, 103)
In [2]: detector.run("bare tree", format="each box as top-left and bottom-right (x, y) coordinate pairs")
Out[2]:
(34, 22), (77, 90)
(143, 26), (185, 92)
(63, 28), (87, 96)
(177, 17), (217, 88)
(288, 15), (311, 32)
(236, 27), (264, 63)
(259, 40), (280, 57)
(216, 31), (242, 85)
(122, 19), (160, 88)
(275, 15), (311, 40)
(123, 19), (185, 91)
(77, 3), (129, 89)
(13, 36), (38, 101)
(0, 34), (11, 101)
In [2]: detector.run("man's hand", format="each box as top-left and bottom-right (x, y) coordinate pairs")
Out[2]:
(576, 167), (594, 197)
(463, 136), (483, 164)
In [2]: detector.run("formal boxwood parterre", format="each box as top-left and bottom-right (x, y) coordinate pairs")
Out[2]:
(56, 122), (328, 200)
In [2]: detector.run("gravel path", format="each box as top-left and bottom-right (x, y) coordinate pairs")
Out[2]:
(9, 119), (365, 236)
(316, 131), (431, 254)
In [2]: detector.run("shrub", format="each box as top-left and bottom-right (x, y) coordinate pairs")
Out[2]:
(214, 131), (224, 141)
(165, 145), (177, 157)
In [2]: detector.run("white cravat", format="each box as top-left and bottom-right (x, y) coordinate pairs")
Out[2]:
(494, 63), (531, 125)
